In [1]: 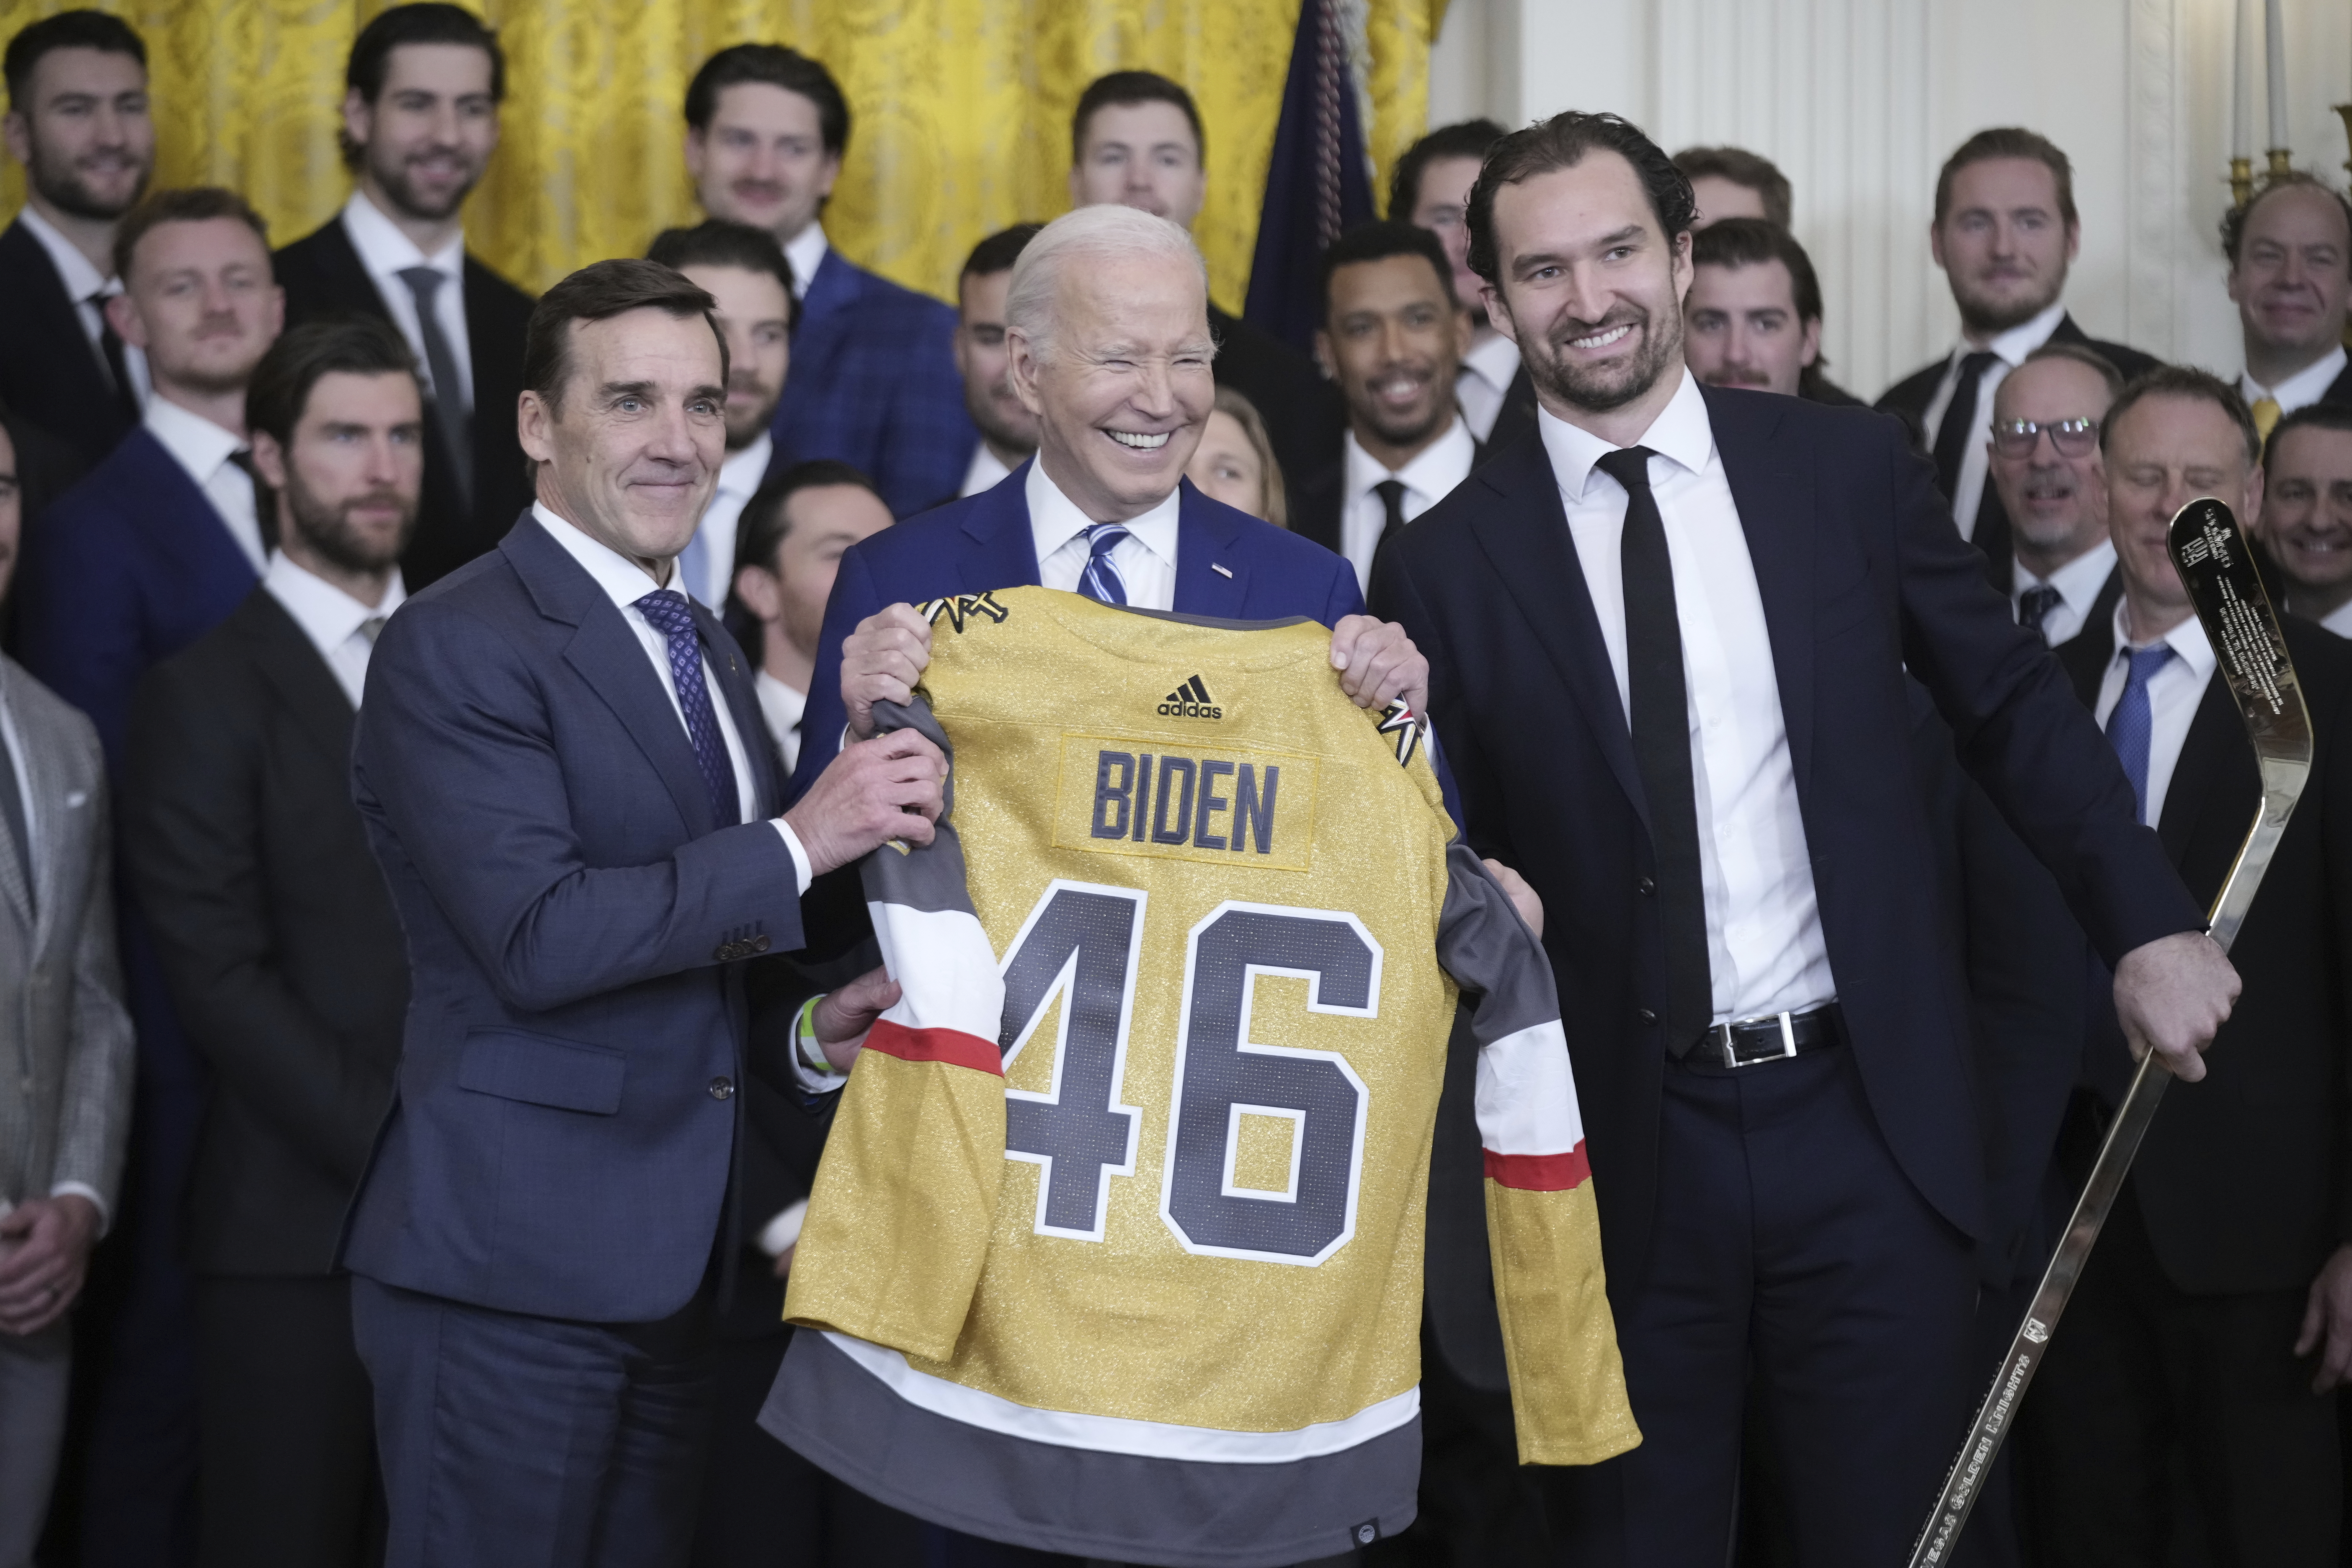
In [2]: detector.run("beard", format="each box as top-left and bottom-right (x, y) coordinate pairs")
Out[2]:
(723, 372), (781, 450)
(29, 140), (149, 222)
(366, 142), (485, 224)
(1951, 270), (2063, 337)
(283, 467), (417, 574)
(1522, 303), (1684, 415)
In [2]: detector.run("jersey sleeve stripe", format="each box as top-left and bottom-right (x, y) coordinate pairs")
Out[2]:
(864, 1020), (1005, 1077)
(866, 902), (1006, 1047)
(1483, 1143), (1592, 1192)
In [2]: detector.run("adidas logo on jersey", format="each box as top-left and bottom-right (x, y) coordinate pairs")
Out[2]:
(1158, 675), (1222, 720)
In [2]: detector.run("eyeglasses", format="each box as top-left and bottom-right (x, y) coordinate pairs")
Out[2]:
(1991, 417), (2099, 459)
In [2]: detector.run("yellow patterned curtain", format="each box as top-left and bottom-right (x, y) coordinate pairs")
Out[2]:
(0, 0), (1442, 307)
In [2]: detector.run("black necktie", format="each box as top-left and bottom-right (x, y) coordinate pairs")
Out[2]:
(398, 267), (474, 505)
(1596, 446), (1712, 1056)
(1371, 478), (1408, 580)
(2018, 583), (2063, 644)
(89, 289), (138, 423)
(1929, 351), (2000, 507)
(0, 727), (31, 918)
(227, 449), (278, 555)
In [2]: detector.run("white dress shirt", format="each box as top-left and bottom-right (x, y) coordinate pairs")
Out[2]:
(1540, 367), (1837, 1023)
(18, 204), (149, 408)
(1028, 459), (1180, 611)
(531, 503), (811, 892)
(756, 670), (808, 775)
(144, 397), (265, 571)
(686, 433), (772, 608)
(1338, 416), (1476, 592)
(2012, 538), (2117, 647)
(2241, 345), (2349, 418)
(2319, 600), (2352, 640)
(2092, 603), (2218, 830)
(1919, 299), (2068, 541)
(961, 442), (1015, 498)
(1455, 331), (1522, 444)
(783, 224), (828, 303)
(341, 191), (472, 410)
(263, 552), (405, 708)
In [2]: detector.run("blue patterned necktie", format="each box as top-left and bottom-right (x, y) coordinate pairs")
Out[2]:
(634, 588), (742, 826)
(2105, 643), (2175, 825)
(1078, 523), (1130, 605)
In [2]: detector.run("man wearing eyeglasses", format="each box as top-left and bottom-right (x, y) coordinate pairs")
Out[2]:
(1986, 340), (2127, 653)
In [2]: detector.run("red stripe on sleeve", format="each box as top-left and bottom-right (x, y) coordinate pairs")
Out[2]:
(1483, 1142), (1591, 1191)
(862, 1019), (1004, 1076)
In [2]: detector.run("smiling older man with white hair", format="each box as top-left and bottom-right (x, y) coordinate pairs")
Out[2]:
(787, 202), (1426, 797)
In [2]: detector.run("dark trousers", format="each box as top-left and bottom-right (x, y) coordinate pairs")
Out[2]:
(1362, 1324), (1550, 1568)
(2019, 1183), (2341, 1565)
(198, 1274), (383, 1568)
(691, 1328), (930, 1568)
(1537, 1045), (1976, 1568)
(352, 1272), (718, 1568)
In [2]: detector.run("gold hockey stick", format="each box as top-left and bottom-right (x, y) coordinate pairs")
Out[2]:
(1906, 497), (2315, 1566)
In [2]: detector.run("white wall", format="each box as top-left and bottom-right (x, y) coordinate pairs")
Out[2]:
(1427, 0), (2352, 398)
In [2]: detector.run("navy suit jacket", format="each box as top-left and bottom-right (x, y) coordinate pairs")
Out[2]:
(344, 513), (806, 1322)
(1370, 387), (2203, 1282)
(767, 247), (975, 518)
(788, 461), (1364, 801)
(15, 426), (259, 767)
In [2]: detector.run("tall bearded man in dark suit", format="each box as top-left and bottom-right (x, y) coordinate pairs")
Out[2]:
(271, 4), (534, 590)
(1370, 111), (2239, 1568)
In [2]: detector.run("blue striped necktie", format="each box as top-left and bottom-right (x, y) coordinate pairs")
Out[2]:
(1078, 523), (1130, 606)
(2106, 643), (2175, 825)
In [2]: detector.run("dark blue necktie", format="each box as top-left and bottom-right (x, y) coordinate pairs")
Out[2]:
(634, 588), (742, 827)
(1078, 523), (1130, 605)
(2106, 643), (2175, 826)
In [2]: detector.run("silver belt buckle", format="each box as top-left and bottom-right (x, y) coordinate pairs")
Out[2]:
(1718, 1011), (1800, 1068)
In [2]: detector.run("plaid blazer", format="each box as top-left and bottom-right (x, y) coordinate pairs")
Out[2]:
(766, 247), (977, 518)
(0, 653), (132, 1220)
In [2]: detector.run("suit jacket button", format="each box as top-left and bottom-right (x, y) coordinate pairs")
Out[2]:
(1637, 1008), (1658, 1025)
(713, 942), (732, 962)
(709, 1076), (735, 1101)
(751, 935), (771, 954)
(1636, 876), (1656, 895)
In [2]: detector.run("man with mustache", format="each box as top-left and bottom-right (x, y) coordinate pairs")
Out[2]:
(273, 3), (535, 591)
(1683, 217), (1860, 406)
(646, 220), (798, 616)
(122, 317), (425, 1568)
(0, 10), (155, 466)
(951, 224), (1044, 501)
(683, 44), (973, 518)
(1879, 129), (2159, 593)
(1986, 341), (2124, 651)
(12, 183), (283, 1568)
(2225, 174), (2352, 438)
(1291, 220), (1477, 592)
(2254, 403), (2352, 636)
(1371, 111), (2238, 1565)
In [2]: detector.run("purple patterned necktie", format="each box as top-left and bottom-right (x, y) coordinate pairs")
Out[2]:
(634, 588), (742, 826)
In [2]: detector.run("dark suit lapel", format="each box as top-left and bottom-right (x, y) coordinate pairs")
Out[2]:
(960, 459), (1048, 588)
(501, 516), (718, 837)
(697, 598), (779, 817)
(1173, 479), (1248, 618)
(1702, 385), (1818, 796)
(128, 431), (261, 590)
(307, 218), (395, 320)
(794, 250), (859, 365)
(2156, 672), (2245, 867)
(2326, 360), (2352, 408)
(235, 591), (359, 768)
(1461, 435), (1650, 827)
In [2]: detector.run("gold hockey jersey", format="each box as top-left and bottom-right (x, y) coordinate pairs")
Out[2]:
(769, 588), (1636, 1566)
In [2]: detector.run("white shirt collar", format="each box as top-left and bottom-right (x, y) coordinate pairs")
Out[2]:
(1459, 330), (1521, 393)
(264, 549), (405, 655)
(782, 224), (828, 302)
(2110, 598), (2218, 682)
(756, 668), (807, 723)
(2321, 598), (2352, 640)
(2015, 536), (2117, 602)
(2243, 344), (2349, 409)
(1343, 415), (1476, 505)
(17, 204), (111, 301)
(963, 441), (1015, 498)
(1537, 365), (1715, 500)
(1962, 299), (2069, 371)
(143, 395), (245, 485)
(717, 431), (771, 500)
(534, 500), (674, 609)
(1026, 457), (1181, 570)
(341, 189), (463, 281)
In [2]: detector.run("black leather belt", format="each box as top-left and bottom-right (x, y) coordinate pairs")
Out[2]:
(1692, 1003), (1844, 1068)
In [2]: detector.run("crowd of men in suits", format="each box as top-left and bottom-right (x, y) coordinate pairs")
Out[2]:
(0, 3), (2347, 1566)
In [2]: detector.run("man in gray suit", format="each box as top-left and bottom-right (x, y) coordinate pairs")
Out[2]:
(0, 413), (135, 1568)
